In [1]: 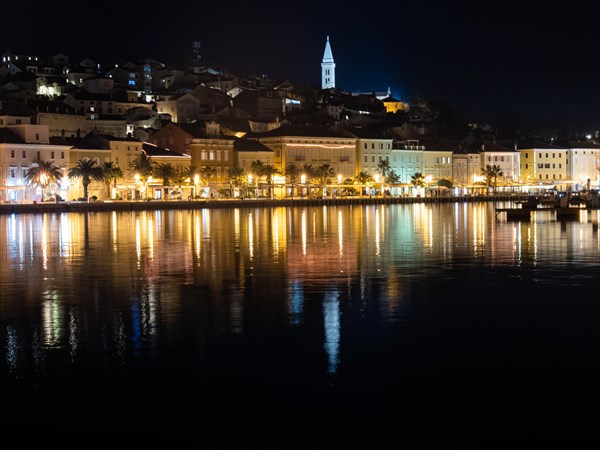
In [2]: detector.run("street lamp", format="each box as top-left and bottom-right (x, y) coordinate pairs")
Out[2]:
(301, 174), (306, 198)
(337, 174), (342, 198)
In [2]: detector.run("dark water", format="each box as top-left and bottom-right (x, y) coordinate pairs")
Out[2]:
(2, 203), (600, 431)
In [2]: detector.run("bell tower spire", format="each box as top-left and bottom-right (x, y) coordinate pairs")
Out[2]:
(321, 36), (336, 89)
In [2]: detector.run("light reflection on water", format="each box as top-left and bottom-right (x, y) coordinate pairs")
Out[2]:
(1, 203), (600, 418)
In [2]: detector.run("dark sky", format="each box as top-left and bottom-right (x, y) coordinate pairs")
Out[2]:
(3, 1), (600, 123)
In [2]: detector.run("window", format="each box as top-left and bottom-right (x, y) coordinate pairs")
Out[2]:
(559, 153), (562, 158)
(216, 151), (221, 161)
(61, 152), (65, 159)
(364, 155), (367, 163)
(386, 156), (389, 162)
(364, 143), (367, 149)
(545, 153), (548, 158)
(552, 153), (555, 158)
(539, 174), (542, 180)
(371, 144), (375, 150)
(537, 163), (543, 168)
(525, 153), (528, 159)
(525, 163), (528, 169)
(544, 164), (550, 168)
(559, 163), (562, 168)
(35, 133), (40, 141)
(494, 156), (498, 162)
(379, 156), (382, 161)
(51, 152), (55, 159)
(501, 156), (504, 162)
(10, 168), (16, 178)
(546, 174), (549, 179)
(371, 156), (375, 163)
(539, 153), (542, 158)
(201, 151), (207, 160)
(22, 151), (26, 158)
(10, 150), (15, 158)
(224, 151), (228, 161)
(553, 174), (556, 179)
(552, 163), (555, 169)
(559, 174), (562, 179)
(379, 143), (383, 149)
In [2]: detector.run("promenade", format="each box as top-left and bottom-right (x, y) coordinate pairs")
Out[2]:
(0, 194), (531, 215)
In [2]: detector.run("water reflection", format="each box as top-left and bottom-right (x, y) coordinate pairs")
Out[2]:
(323, 289), (340, 376)
(1, 203), (600, 390)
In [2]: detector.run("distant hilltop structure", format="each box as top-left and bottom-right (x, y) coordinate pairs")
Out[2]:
(321, 36), (335, 89)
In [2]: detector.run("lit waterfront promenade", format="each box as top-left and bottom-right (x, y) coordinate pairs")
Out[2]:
(0, 194), (532, 215)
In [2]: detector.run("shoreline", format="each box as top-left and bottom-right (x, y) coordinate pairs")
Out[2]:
(0, 194), (531, 215)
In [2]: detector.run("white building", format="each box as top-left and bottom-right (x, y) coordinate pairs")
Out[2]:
(321, 36), (336, 90)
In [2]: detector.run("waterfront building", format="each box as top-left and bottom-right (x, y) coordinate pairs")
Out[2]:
(343, 126), (394, 178)
(0, 122), (72, 202)
(516, 139), (569, 189)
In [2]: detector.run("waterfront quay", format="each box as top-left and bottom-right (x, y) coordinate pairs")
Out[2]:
(0, 194), (532, 215)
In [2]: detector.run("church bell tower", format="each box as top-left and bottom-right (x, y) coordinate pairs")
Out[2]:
(321, 36), (336, 89)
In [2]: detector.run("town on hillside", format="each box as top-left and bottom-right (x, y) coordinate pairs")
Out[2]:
(1, 40), (599, 203)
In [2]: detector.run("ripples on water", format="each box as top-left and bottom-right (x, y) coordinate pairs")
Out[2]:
(1, 203), (600, 427)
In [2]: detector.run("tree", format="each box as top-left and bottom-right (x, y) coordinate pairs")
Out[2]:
(183, 165), (201, 197)
(25, 159), (64, 200)
(481, 164), (503, 194)
(386, 169), (401, 185)
(262, 164), (280, 199)
(100, 161), (123, 199)
(227, 166), (246, 197)
(353, 171), (373, 196)
(314, 163), (335, 196)
(200, 165), (217, 195)
(437, 178), (453, 189)
(284, 163), (301, 198)
(128, 152), (155, 199)
(376, 158), (391, 196)
(68, 157), (103, 200)
(411, 172), (426, 188)
(154, 162), (177, 199)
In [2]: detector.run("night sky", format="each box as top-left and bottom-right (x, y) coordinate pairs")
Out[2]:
(3, 1), (599, 123)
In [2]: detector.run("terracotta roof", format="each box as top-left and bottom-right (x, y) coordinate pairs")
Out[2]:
(516, 139), (567, 150)
(0, 128), (24, 144)
(234, 138), (273, 153)
(482, 142), (517, 152)
(252, 124), (356, 139)
(342, 126), (391, 140)
(142, 142), (189, 158)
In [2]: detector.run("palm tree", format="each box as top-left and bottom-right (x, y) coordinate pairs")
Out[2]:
(314, 163), (335, 196)
(154, 162), (177, 199)
(284, 162), (301, 198)
(227, 166), (246, 197)
(250, 160), (265, 179)
(262, 164), (280, 199)
(100, 161), (123, 199)
(183, 165), (201, 198)
(482, 164), (503, 194)
(386, 169), (401, 184)
(68, 157), (103, 200)
(377, 159), (391, 196)
(301, 163), (316, 197)
(353, 171), (373, 197)
(200, 165), (217, 196)
(128, 152), (155, 199)
(25, 160), (64, 200)
(411, 172), (426, 188)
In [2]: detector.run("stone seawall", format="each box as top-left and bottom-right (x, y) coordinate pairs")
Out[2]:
(0, 195), (531, 215)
